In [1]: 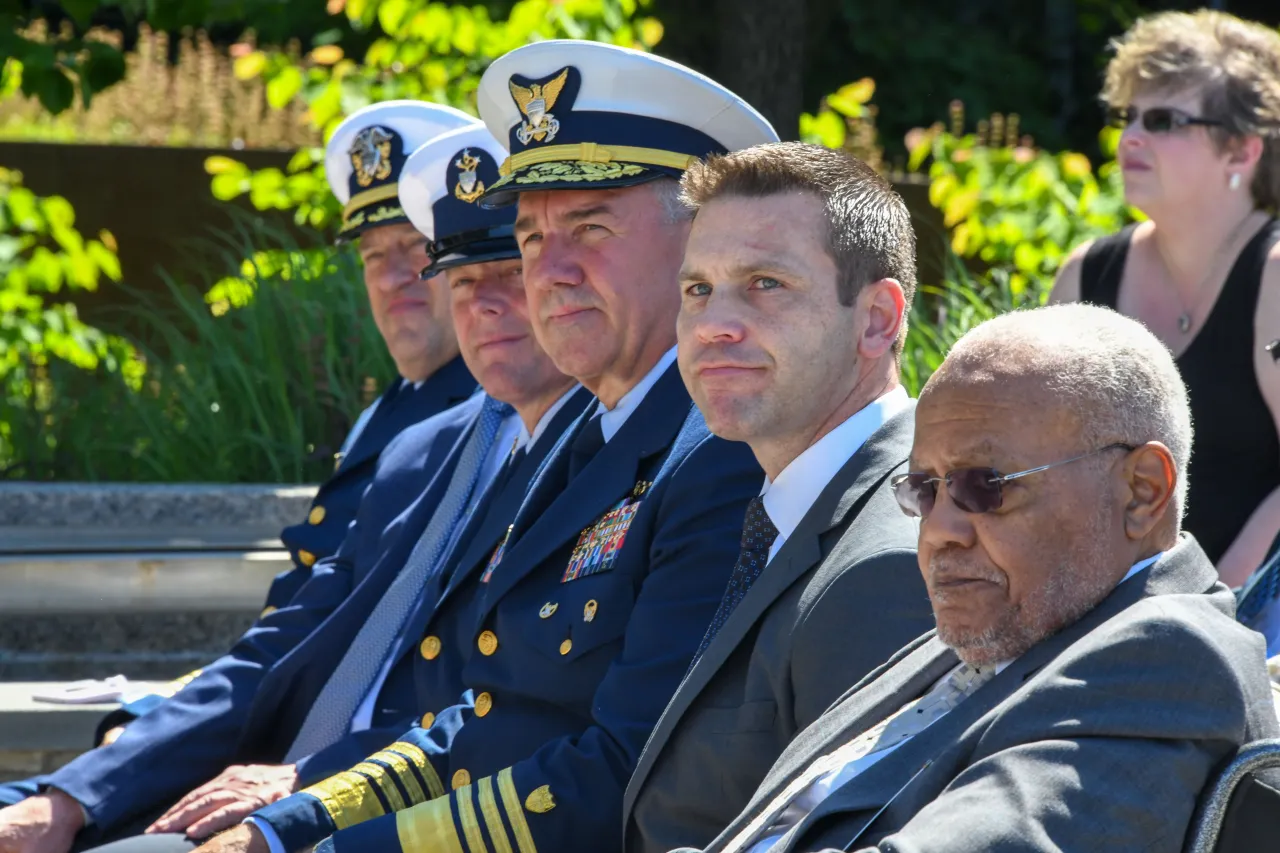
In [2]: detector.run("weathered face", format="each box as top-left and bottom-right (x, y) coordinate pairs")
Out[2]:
(676, 191), (860, 446)
(1118, 86), (1239, 214)
(358, 222), (457, 381)
(911, 372), (1131, 665)
(444, 258), (568, 408)
(515, 183), (688, 398)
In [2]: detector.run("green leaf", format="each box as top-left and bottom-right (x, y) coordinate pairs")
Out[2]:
(81, 42), (126, 101)
(25, 66), (75, 115)
(377, 0), (410, 35)
(265, 66), (304, 109)
(798, 111), (845, 149)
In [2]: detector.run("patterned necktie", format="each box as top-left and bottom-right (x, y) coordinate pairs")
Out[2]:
(568, 414), (606, 480)
(726, 663), (997, 853)
(695, 496), (779, 658)
(285, 396), (514, 761)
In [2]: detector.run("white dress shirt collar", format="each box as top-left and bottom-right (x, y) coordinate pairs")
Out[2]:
(593, 346), (678, 442)
(760, 386), (911, 557)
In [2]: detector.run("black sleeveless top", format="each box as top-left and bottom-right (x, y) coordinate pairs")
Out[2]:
(1080, 220), (1280, 564)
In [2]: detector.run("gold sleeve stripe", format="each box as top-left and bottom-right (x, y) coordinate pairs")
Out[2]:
(455, 785), (487, 853)
(396, 796), (465, 853)
(389, 741), (446, 799)
(301, 769), (387, 830)
(477, 776), (515, 853)
(367, 750), (426, 805)
(351, 762), (408, 813)
(496, 768), (537, 853)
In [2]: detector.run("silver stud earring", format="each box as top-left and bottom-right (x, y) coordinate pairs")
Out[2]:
(1229, 173), (1242, 191)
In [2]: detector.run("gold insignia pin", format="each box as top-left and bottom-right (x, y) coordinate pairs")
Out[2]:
(525, 785), (556, 814)
(583, 600), (598, 622)
(632, 480), (652, 498)
(349, 125), (394, 187)
(509, 68), (569, 145)
(539, 602), (558, 619)
(453, 149), (485, 203)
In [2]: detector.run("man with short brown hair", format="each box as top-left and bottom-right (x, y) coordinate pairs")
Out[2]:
(623, 142), (934, 853)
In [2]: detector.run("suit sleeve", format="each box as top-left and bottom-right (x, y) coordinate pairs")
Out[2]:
(37, 540), (361, 832)
(250, 436), (762, 853)
(847, 610), (1272, 853)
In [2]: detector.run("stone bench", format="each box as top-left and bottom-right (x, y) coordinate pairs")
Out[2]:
(0, 483), (317, 680)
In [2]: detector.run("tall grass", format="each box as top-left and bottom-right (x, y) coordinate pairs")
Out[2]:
(901, 250), (1051, 397)
(2, 221), (396, 482)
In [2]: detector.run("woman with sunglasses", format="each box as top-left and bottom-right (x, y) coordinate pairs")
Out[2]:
(1050, 9), (1280, 589)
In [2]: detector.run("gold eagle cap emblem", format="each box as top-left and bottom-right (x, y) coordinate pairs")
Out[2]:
(509, 68), (570, 145)
(453, 148), (485, 203)
(524, 785), (556, 814)
(349, 125), (395, 188)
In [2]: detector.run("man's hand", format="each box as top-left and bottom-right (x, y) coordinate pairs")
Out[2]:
(0, 791), (85, 853)
(146, 765), (298, 839)
(189, 824), (270, 853)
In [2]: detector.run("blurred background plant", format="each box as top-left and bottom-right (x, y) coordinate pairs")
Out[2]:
(0, 23), (317, 148)
(2, 219), (396, 481)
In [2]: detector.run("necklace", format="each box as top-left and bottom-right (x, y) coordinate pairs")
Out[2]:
(1165, 211), (1258, 334)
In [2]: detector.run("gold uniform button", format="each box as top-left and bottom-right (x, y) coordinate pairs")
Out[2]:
(308, 506), (326, 525)
(452, 769), (471, 790)
(475, 692), (493, 717)
(560, 639), (573, 656)
(420, 712), (435, 728)
(420, 636), (442, 661)
(477, 630), (499, 656)
(298, 549), (317, 567)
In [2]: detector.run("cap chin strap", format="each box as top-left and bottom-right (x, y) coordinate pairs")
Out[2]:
(499, 142), (696, 176)
(421, 224), (518, 279)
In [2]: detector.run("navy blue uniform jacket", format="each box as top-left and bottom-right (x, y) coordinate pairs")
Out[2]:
(28, 392), (481, 836)
(252, 363), (763, 853)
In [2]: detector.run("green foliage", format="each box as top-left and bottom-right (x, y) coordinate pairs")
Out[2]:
(2, 223), (396, 481)
(0, 25), (319, 148)
(900, 257), (1051, 396)
(212, 0), (664, 229)
(911, 112), (1132, 297)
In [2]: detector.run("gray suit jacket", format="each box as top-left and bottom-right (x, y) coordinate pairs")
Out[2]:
(684, 536), (1279, 853)
(624, 406), (935, 853)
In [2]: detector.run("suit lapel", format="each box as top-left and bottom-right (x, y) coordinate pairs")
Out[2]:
(766, 538), (1223, 852)
(627, 407), (916, 805)
(478, 364), (690, 613)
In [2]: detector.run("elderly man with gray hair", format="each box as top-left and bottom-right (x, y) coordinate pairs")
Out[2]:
(676, 303), (1279, 853)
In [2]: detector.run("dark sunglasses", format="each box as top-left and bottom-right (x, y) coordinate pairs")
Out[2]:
(1107, 105), (1222, 134)
(891, 443), (1136, 518)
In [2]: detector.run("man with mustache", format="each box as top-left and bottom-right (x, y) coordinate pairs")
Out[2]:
(194, 39), (777, 853)
(678, 304), (1279, 853)
(623, 142), (934, 853)
(0, 115), (586, 853)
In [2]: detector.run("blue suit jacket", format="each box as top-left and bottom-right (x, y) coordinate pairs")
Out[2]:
(239, 388), (593, 785)
(101, 359), (477, 729)
(272, 356), (476, 609)
(252, 363), (764, 853)
(29, 394), (482, 836)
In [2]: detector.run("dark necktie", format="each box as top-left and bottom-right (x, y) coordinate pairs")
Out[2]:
(568, 415), (606, 480)
(695, 496), (779, 658)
